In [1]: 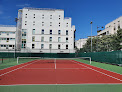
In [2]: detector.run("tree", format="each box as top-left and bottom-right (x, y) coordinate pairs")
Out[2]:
(80, 29), (122, 52)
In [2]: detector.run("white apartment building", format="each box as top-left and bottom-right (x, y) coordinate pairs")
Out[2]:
(16, 7), (76, 53)
(97, 16), (122, 36)
(0, 25), (16, 51)
(75, 38), (87, 49)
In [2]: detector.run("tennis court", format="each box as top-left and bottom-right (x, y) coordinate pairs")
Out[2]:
(0, 58), (122, 85)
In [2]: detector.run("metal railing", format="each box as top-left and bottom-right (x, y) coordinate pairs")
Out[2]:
(0, 25), (16, 27)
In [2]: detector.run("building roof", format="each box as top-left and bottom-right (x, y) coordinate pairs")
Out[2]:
(23, 7), (64, 11)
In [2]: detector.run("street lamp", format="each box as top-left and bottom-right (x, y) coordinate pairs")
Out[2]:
(14, 18), (19, 58)
(90, 21), (93, 52)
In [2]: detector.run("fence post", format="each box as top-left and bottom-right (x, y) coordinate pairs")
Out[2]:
(2, 57), (3, 63)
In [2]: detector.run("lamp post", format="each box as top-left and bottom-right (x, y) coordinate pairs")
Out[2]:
(90, 21), (93, 52)
(14, 18), (19, 58)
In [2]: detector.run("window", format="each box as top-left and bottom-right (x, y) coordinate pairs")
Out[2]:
(33, 21), (35, 25)
(42, 14), (44, 19)
(13, 45), (15, 49)
(25, 21), (27, 25)
(6, 38), (9, 42)
(7, 32), (9, 35)
(22, 39), (26, 48)
(42, 29), (44, 34)
(66, 45), (68, 49)
(50, 22), (52, 26)
(42, 22), (44, 26)
(58, 30), (61, 35)
(114, 27), (116, 30)
(41, 44), (44, 49)
(32, 29), (35, 34)
(41, 37), (44, 42)
(9, 45), (12, 47)
(6, 45), (8, 49)
(107, 31), (109, 35)
(32, 44), (35, 49)
(10, 38), (15, 40)
(50, 15), (52, 19)
(32, 36), (35, 42)
(49, 37), (52, 42)
(10, 32), (15, 34)
(59, 15), (61, 19)
(58, 37), (61, 42)
(33, 15), (35, 18)
(50, 30), (52, 34)
(66, 23), (68, 27)
(49, 44), (52, 49)
(118, 25), (120, 29)
(58, 44), (60, 49)
(66, 30), (68, 35)
(66, 37), (68, 42)
(59, 25), (60, 27)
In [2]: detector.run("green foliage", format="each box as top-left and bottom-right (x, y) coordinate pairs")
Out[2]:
(81, 29), (122, 52)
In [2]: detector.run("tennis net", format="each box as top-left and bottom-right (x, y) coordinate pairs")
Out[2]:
(17, 57), (91, 64)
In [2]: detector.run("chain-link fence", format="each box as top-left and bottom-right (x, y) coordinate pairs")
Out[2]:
(78, 50), (122, 65)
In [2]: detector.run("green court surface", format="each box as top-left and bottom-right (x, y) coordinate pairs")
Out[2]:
(0, 84), (122, 92)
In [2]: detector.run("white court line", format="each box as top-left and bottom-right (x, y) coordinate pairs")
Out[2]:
(70, 60), (122, 82)
(0, 60), (39, 77)
(21, 68), (89, 70)
(0, 83), (122, 86)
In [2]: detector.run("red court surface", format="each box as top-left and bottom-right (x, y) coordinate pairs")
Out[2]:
(0, 59), (122, 85)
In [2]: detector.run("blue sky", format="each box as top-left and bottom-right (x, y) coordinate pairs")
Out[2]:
(0, 0), (122, 40)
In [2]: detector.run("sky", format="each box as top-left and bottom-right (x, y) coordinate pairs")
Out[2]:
(0, 0), (122, 40)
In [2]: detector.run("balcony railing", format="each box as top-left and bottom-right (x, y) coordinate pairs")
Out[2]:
(0, 25), (16, 27)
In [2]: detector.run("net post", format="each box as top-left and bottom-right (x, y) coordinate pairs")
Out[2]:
(90, 57), (91, 64)
(17, 57), (19, 64)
